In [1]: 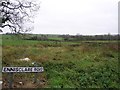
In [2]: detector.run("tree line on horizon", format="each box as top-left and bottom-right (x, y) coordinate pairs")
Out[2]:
(4, 33), (119, 41)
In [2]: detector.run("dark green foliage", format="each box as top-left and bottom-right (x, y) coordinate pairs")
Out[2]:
(43, 61), (119, 88)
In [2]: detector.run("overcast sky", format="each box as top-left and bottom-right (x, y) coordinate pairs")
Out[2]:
(33, 0), (119, 35)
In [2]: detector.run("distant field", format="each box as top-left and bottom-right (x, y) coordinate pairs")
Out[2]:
(2, 34), (119, 46)
(2, 34), (119, 88)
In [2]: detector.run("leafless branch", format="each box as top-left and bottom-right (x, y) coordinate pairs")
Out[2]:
(0, 0), (40, 33)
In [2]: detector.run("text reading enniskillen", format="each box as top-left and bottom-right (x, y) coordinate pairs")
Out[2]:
(2, 67), (44, 73)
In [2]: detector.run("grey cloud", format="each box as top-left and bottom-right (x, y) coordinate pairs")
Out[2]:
(33, 0), (118, 35)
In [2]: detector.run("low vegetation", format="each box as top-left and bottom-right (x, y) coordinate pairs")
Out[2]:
(2, 34), (119, 88)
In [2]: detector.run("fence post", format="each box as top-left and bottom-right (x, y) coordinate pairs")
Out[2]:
(8, 72), (13, 88)
(32, 62), (38, 83)
(33, 72), (38, 83)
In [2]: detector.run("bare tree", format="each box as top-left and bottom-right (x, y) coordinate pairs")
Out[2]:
(0, 0), (40, 33)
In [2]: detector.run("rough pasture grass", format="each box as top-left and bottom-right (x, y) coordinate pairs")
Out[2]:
(2, 35), (119, 88)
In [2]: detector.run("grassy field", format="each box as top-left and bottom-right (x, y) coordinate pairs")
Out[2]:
(2, 34), (119, 88)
